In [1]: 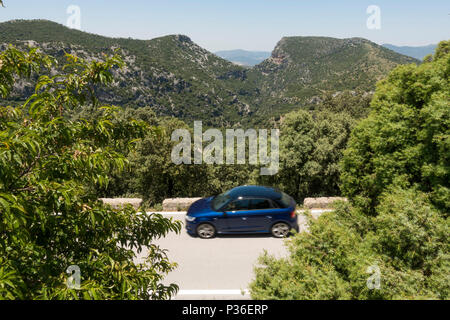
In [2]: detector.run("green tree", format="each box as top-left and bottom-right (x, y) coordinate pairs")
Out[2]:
(258, 109), (355, 202)
(79, 106), (161, 198)
(316, 90), (372, 119)
(127, 117), (212, 205)
(250, 41), (449, 300)
(340, 41), (450, 213)
(0, 46), (181, 299)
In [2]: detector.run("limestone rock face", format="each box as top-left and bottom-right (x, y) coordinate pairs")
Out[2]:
(162, 198), (202, 211)
(303, 197), (347, 209)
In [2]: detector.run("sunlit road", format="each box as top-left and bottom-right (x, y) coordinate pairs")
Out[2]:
(134, 210), (330, 300)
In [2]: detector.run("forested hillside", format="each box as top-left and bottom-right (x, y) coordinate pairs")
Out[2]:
(0, 20), (255, 126)
(249, 36), (418, 119)
(0, 19), (419, 126)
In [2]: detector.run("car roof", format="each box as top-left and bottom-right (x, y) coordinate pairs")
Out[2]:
(228, 185), (282, 200)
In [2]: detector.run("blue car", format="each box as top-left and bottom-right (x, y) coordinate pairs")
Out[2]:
(185, 185), (298, 239)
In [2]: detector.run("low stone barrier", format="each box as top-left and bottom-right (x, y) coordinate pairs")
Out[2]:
(162, 198), (202, 211)
(303, 197), (347, 209)
(100, 198), (143, 210)
(100, 196), (347, 212)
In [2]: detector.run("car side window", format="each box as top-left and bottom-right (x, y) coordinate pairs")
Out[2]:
(270, 200), (281, 208)
(226, 199), (250, 211)
(250, 198), (273, 210)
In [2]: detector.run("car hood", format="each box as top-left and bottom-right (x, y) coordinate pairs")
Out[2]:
(187, 197), (214, 216)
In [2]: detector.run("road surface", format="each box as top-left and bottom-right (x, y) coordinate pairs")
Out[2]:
(134, 210), (331, 300)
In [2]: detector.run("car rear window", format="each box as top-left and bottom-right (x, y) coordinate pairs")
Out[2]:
(277, 192), (293, 208)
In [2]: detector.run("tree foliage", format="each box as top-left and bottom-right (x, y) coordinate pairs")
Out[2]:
(250, 41), (449, 300)
(340, 41), (450, 213)
(251, 188), (449, 299)
(93, 90), (369, 206)
(273, 109), (355, 201)
(0, 46), (181, 299)
(103, 113), (258, 206)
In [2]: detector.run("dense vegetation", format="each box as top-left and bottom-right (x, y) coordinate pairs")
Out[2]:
(0, 47), (181, 299)
(0, 20), (255, 126)
(0, 20), (418, 127)
(248, 36), (417, 120)
(249, 41), (449, 300)
(85, 91), (370, 206)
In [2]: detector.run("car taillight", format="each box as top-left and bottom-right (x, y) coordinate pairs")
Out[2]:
(290, 210), (296, 218)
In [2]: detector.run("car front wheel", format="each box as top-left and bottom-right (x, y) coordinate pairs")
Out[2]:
(271, 222), (290, 238)
(196, 223), (216, 239)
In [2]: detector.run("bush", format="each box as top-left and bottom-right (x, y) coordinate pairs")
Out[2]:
(251, 188), (449, 299)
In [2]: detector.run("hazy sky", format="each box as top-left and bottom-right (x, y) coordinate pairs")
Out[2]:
(1, 0), (449, 52)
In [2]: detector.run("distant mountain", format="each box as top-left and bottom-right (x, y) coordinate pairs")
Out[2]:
(0, 20), (257, 126)
(215, 49), (271, 66)
(382, 44), (437, 60)
(0, 20), (420, 126)
(248, 36), (419, 118)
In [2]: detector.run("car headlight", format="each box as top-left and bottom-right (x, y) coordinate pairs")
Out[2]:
(185, 215), (196, 222)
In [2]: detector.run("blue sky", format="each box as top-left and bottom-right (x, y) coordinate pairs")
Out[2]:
(0, 0), (449, 52)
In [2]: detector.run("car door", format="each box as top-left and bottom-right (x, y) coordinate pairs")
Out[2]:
(245, 198), (281, 231)
(222, 199), (252, 232)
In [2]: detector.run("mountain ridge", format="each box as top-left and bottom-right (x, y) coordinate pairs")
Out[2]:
(382, 43), (437, 60)
(0, 19), (420, 126)
(247, 36), (418, 117)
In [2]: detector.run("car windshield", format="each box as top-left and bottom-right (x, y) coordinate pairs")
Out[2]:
(211, 191), (231, 211)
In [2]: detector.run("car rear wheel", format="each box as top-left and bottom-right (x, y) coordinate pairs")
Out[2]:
(271, 222), (290, 238)
(196, 223), (216, 239)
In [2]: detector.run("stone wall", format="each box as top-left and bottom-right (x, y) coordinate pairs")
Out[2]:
(99, 198), (142, 210)
(162, 198), (202, 211)
(99, 196), (348, 212)
(303, 197), (347, 209)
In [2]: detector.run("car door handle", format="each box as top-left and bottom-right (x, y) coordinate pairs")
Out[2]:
(266, 216), (272, 219)
(241, 217), (247, 220)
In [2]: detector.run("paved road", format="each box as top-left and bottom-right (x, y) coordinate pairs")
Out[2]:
(134, 210), (331, 300)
